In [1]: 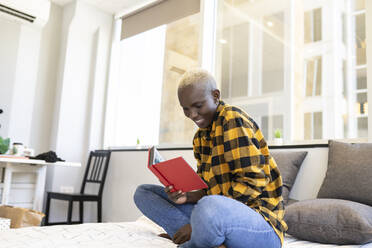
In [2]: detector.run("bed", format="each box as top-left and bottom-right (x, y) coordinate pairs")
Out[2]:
(0, 216), (362, 248)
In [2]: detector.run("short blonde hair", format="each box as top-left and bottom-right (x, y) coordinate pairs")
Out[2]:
(178, 68), (217, 91)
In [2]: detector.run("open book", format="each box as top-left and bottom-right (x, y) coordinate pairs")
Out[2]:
(147, 146), (208, 192)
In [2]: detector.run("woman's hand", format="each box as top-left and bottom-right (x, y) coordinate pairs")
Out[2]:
(173, 224), (192, 244)
(165, 186), (187, 204)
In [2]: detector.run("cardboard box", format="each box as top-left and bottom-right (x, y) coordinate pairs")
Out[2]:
(0, 205), (44, 228)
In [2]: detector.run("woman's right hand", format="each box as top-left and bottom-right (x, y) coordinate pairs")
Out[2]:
(165, 186), (187, 204)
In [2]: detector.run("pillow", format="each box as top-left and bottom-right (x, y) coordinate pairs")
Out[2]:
(284, 199), (372, 245)
(318, 140), (372, 206)
(270, 151), (307, 204)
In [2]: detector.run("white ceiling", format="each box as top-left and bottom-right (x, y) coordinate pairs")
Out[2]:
(50, 0), (156, 16)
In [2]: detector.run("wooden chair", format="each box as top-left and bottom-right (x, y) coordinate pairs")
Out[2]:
(44, 150), (111, 225)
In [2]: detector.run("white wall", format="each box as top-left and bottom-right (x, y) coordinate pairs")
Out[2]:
(0, 1), (51, 148)
(51, 1), (112, 162)
(0, 18), (20, 137)
(30, 4), (63, 154)
(0, 0), (113, 223)
(0, 17), (43, 146)
(46, 0), (113, 223)
(0, 1), (51, 145)
(7, 25), (43, 146)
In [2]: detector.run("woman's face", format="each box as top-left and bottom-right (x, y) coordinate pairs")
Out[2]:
(178, 84), (220, 128)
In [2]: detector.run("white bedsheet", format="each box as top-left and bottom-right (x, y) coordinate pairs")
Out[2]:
(0, 217), (364, 248)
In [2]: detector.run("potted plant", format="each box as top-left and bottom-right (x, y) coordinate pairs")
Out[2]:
(0, 136), (10, 154)
(273, 129), (283, 145)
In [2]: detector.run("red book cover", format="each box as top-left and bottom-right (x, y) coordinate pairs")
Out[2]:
(148, 147), (208, 192)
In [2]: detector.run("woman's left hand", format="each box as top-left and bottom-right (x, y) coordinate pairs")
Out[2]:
(173, 223), (192, 244)
(165, 186), (187, 204)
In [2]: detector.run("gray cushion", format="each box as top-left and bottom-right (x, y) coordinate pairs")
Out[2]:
(284, 199), (372, 245)
(318, 140), (372, 206)
(270, 151), (307, 204)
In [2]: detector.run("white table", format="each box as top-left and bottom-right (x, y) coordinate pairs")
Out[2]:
(0, 158), (80, 212)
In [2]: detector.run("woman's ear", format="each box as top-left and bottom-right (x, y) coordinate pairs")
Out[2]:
(213, 89), (220, 104)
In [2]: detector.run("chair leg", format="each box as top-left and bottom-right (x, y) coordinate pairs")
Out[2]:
(44, 194), (51, 226)
(97, 199), (102, 223)
(67, 200), (73, 224)
(79, 201), (84, 224)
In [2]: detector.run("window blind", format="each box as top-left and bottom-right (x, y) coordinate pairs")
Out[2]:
(121, 0), (200, 39)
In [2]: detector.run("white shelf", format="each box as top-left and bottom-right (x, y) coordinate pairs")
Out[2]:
(0, 183), (36, 189)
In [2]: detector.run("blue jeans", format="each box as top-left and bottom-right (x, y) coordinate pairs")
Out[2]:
(134, 184), (281, 248)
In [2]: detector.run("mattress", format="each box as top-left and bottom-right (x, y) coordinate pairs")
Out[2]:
(0, 216), (363, 248)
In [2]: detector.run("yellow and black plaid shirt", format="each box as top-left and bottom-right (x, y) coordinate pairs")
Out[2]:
(193, 101), (287, 244)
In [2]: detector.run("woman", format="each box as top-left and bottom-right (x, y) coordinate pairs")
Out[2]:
(134, 69), (287, 248)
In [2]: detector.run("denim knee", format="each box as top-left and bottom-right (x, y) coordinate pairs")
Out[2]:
(192, 195), (226, 225)
(134, 184), (166, 204)
(134, 184), (152, 205)
(135, 184), (153, 193)
(134, 184), (149, 195)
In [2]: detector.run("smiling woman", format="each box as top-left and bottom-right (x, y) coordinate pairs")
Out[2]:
(177, 69), (220, 129)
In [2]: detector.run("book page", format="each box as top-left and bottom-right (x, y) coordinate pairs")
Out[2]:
(148, 146), (165, 166)
(153, 148), (164, 164)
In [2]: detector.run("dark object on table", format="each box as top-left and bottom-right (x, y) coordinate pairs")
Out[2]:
(44, 150), (111, 225)
(29, 151), (65, 162)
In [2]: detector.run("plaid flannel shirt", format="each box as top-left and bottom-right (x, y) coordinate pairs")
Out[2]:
(193, 101), (287, 244)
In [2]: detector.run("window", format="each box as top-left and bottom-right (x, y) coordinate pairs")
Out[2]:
(355, 13), (366, 66)
(357, 68), (367, 90)
(304, 112), (323, 140)
(106, 12), (201, 147)
(158, 13), (201, 145)
(353, 0), (365, 11)
(230, 23), (250, 98)
(304, 56), (322, 97)
(262, 115), (284, 140)
(304, 8), (322, 44)
(262, 12), (285, 94)
(351, 0), (367, 138)
(107, 26), (167, 146)
(355, 68), (368, 115)
(218, 8), (250, 99)
(358, 116), (368, 137)
(106, 0), (369, 147)
(215, 0), (367, 144)
(356, 92), (367, 115)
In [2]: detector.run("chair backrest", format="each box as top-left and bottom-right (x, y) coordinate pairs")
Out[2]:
(80, 150), (111, 196)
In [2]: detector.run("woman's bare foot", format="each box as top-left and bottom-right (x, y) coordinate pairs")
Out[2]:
(217, 245), (226, 248)
(158, 233), (172, 240)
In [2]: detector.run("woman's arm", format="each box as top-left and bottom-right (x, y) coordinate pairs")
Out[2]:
(223, 117), (269, 203)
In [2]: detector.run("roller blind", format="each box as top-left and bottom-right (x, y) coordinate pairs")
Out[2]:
(121, 0), (200, 39)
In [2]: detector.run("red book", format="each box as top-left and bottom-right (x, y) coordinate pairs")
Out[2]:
(148, 146), (208, 192)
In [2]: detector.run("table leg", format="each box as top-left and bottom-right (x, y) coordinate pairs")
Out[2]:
(1, 165), (13, 205)
(33, 166), (47, 212)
